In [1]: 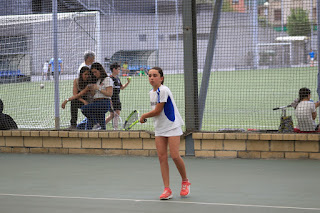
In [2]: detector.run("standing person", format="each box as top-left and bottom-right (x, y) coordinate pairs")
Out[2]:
(139, 67), (190, 200)
(77, 50), (95, 75)
(48, 57), (63, 76)
(69, 66), (93, 129)
(309, 49), (315, 67)
(294, 87), (320, 132)
(105, 63), (131, 129)
(121, 61), (129, 76)
(62, 62), (113, 130)
(42, 60), (50, 80)
(0, 99), (18, 130)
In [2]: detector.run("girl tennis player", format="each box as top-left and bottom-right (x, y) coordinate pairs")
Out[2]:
(140, 67), (190, 200)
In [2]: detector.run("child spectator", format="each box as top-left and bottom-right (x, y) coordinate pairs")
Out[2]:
(295, 87), (320, 132)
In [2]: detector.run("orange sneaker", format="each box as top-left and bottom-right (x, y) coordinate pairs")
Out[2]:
(180, 180), (191, 197)
(160, 187), (173, 200)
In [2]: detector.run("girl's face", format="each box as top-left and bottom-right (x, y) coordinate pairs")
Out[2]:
(81, 70), (90, 81)
(148, 69), (163, 89)
(113, 67), (120, 75)
(91, 68), (100, 78)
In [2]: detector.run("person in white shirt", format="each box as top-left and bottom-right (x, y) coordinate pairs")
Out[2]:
(42, 61), (49, 80)
(295, 87), (320, 131)
(77, 51), (95, 75)
(140, 67), (190, 200)
(62, 62), (113, 130)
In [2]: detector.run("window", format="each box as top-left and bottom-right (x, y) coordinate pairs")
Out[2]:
(139, 34), (147, 42)
(169, 34), (183, 41)
(274, 9), (281, 21)
(32, 0), (42, 13)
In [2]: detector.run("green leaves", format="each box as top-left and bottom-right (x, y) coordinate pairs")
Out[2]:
(287, 8), (311, 36)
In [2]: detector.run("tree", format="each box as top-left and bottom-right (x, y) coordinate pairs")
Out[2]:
(287, 8), (311, 36)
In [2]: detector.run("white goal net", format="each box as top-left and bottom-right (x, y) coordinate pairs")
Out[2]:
(0, 11), (100, 129)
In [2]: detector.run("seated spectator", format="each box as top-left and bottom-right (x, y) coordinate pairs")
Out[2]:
(136, 67), (148, 76)
(69, 66), (94, 129)
(0, 99), (18, 130)
(62, 62), (113, 130)
(294, 87), (320, 132)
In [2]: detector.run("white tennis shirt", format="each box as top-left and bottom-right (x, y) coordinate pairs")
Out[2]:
(149, 85), (184, 134)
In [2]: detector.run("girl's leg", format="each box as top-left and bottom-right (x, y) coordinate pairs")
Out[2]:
(95, 100), (110, 130)
(81, 103), (96, 130)
(168, 136), (187, 181)
(155, 136), (169, 188)
(113, 110), (121, 130)
(105, 112), (114, 124)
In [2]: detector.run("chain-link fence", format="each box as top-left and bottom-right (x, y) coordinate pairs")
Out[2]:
(0, 0), (318, 132)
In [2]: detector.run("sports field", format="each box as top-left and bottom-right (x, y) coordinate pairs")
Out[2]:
(0, 66), (317, 131)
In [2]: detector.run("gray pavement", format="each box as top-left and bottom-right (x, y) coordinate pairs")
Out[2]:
(0, 153), (320, 213)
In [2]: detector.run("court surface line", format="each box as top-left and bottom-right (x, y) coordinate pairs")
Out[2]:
(0, 193), (319, 211)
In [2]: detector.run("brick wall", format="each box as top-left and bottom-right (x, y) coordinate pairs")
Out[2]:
(193, 132), (320, 160)
(1, 130), (320, 160)
(0, 130), (185, 157)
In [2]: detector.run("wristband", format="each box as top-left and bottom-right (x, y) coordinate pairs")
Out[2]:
(66, 98), (69, 102)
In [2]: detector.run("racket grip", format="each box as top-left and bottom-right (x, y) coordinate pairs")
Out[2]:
(143, 119), (147, 122)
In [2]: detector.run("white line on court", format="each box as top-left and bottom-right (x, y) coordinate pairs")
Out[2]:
(0, 193), (319, 211)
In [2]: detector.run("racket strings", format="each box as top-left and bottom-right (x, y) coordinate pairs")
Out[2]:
(126, 112), (139, 126)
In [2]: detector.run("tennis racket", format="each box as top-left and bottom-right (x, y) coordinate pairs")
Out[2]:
(123, 110), (147, 130)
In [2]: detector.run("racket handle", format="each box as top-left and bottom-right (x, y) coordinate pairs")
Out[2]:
(143, 119), (147, 122)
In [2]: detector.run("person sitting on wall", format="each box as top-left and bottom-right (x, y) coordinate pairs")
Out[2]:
(0, 99), (18, 130)
(293, 87), (320, 133)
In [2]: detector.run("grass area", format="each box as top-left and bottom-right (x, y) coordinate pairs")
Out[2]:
(0, 66), (318, 131)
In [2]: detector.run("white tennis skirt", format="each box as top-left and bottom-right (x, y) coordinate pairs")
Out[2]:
(155, 126), (183, 137)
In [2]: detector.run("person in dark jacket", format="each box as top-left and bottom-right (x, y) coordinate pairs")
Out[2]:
(0, 99), (18, 130)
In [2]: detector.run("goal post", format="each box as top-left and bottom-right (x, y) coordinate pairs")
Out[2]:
(0, 11), (101, 76)
(257, 43), (292, 67)
(0, 11), (101, 129)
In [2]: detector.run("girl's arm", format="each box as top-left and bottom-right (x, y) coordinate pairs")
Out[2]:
(120, 77), (131, 90)
(61, 85), (91, 109)
(140, 102), (165, 123)
(312, 111), (317, 120)
(91, 81), (113, 97)
(73, 79), (86, 104)
(92, 84), (113, 97)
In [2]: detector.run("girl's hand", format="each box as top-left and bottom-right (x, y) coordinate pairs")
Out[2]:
(140, 115), (147, 123)
(88, 84), (97, 90)
(83, 100), (89, 105)
(61, 99), (68, 109)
